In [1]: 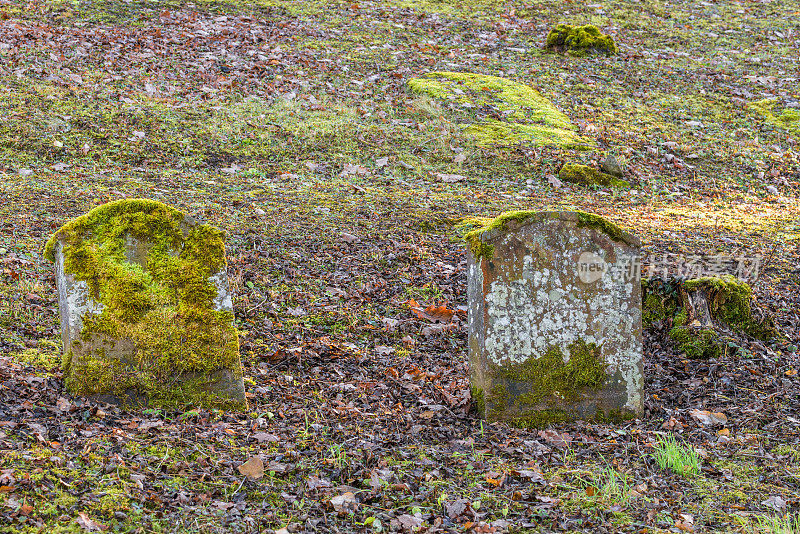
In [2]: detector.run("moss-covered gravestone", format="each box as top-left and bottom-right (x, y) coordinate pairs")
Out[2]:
(465, 211), (642, 427)
(45, 199), (247, 410)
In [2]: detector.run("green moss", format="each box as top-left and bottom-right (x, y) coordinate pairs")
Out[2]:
(486, 383), (510, 419)
(481, 341), (640, 427)
(45, 199), (245, 410)
(498, 341), (608, 405)
(574, 211), (627, 241)
(642, 291), (678, 328)
(407, 72), (591, 149)
(559, 163), (630, 189)
(747, 99), (800, 137)
(470, 384), (486, 416)
(684, 275), (777, 340)
(505, 408), (572, 428)
(545, 24), (618, 56)
(669, 326), (722, 359)
(461, 210), (630, 261)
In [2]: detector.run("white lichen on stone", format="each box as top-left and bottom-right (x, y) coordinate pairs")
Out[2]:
(210, 271), (233, 312)
(55, 241), (104, 348)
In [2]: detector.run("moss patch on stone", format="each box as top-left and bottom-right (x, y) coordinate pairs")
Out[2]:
(559, 163), (630, 189)
(407, 72), (592, 149)
(641, 279), (679, 328)
(483, 341), (635, 427)
(460, 209), (629, 261)
(545, 24), (618, 56)
(45, 199), (245, 410)
(495, 340), (608, 403)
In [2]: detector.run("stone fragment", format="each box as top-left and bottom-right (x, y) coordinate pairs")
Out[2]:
(559, 163), (629, 189)
(464, 210), (643, 427)
(45, 199), (246, 410)
(601, 154), (624, 177)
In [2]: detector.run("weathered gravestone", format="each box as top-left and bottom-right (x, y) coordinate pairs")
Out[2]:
(45, 199), (247, 410)
(465, 210), (642, 427)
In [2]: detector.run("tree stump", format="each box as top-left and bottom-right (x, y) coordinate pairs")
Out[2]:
(643, 275), (778, 359)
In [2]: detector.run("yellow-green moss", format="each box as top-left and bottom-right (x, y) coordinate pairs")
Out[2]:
(669, 325), (722, 359)
(483, 341), (633, 427)
(559, 163), (630, 189)
(461, 210), (629, 260)
(470, 384), (486, 416)
(642, 279), (679, 328)
(497, 341), (608, 404)
(545, 24), (618, 56)
(747, 99), (800, 137)
(646, 276), (777, 358)
(684, 275), (777, 340)
(45, 199), (245, 410)
(407, 72), (592, 149)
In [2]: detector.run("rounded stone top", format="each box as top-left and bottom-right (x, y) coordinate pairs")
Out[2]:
(44, 198), (201, 263)
(464, 210), (640, 250)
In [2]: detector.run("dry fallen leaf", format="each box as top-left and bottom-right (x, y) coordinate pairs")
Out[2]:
(689, 409), (727, 426)
(237, 457), (264, 480)
(406, 300), (456, 323)
(433, 172), (467, 182)
(76, 512), (107, 531)
(330, 491), (358, 513)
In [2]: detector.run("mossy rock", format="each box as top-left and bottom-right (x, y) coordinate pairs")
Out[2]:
(46, 199), (247, 411)
(559, 163), (630, 189)
(407, 72), (592, 149)
(545, 24), (618, 56)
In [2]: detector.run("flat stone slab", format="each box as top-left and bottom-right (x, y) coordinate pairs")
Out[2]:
(45, 199), (246, 410)
(466, 210), (643, 427)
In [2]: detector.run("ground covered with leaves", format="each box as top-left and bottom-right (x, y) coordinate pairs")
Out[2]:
(1, 0), (800, 532)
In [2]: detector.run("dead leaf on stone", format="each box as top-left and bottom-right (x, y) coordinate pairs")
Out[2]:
(76, 512), (107, 531)
(762, 495), (787, 511)
(253, 432), (279, 443)
(689, 409), (727, 426)
(433, 172), (467, 182)
(330, 491), (358, 513)
(237, 456), (264, 479)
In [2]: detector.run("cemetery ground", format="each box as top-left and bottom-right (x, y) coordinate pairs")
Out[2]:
(1, 0), (800, 531)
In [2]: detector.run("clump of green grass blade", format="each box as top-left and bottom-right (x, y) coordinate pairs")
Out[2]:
(651, 434), (701, 477)
(754, 514), (800, 534)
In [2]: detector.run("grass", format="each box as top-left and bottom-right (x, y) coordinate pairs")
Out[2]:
(1, 0), (799, 530)
(652, 433), (701, 477)
(576, 463), (634, 507)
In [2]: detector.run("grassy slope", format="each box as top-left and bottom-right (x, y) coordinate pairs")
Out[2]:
(0, 0), (799, 532)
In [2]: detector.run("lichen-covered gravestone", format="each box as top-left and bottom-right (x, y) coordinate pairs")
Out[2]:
(465, 211), (642, 427)
(45, 199), (247, 410)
